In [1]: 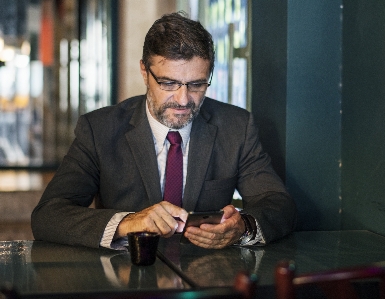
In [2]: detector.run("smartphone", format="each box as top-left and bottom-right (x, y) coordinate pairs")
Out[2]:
(180, 210), (224, 244)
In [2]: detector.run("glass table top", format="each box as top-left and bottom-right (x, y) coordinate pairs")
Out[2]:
(0, 240), (189, 297)
(1, 230), (385, 297)
(157, 230), (385, 287)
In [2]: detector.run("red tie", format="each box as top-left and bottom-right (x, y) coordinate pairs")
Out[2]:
(163, 131), (183, 207)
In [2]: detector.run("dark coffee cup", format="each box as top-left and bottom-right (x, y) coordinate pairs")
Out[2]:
(127, 232), (160, 266)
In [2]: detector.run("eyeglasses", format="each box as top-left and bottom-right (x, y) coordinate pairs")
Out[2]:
(148, 68), (211, 92)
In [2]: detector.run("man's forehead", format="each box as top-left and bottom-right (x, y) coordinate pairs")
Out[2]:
(153, 57), (187, 67)
(149, 55), (210, 67)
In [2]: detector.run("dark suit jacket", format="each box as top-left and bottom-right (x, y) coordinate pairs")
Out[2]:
(31, 95), (296, 248)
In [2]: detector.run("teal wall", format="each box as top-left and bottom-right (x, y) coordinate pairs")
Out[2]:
(252, 0), (288, 181)
(252, 0), (385, 235)
(341, 1), (385, 235)
(285, 1), (342, 230)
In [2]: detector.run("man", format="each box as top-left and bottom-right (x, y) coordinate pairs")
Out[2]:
(31, 12), (296, 250)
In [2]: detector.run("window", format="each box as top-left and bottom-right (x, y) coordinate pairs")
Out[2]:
(0, 0), (115, 167)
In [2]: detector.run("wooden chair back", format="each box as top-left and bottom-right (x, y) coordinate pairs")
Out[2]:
(233, 270), (258, 299)
(275, 260), (385, 299)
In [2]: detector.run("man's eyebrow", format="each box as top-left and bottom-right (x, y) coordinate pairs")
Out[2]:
(157, 75), (209, 83)
(156, 75), (178, 82)
(189, 78), (210, 83)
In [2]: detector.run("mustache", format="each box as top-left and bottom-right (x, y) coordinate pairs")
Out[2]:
(162, 101), (195, 110)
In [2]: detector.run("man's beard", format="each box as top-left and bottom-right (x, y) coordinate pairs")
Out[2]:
(147, 95), (204, 129)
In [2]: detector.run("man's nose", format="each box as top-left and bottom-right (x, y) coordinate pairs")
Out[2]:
(173, 85), (189, 106)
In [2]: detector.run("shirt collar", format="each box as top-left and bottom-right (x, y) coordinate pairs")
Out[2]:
(145, 100), (192, 152)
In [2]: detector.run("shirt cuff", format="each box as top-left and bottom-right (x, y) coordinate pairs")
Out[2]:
(100, 212), (132, 250)
(246, 216), (266, 245)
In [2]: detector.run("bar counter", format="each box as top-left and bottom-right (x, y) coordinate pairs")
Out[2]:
(1, 230), (385, 298)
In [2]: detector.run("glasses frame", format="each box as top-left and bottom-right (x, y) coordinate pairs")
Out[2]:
(147, 68), (212, 92)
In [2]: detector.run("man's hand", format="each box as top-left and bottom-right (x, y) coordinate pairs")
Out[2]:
(114, 201), (188, 239)
(183, 205), (245, 249)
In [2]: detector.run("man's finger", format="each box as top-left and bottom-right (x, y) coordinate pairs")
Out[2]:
(160, 201), (189, 222)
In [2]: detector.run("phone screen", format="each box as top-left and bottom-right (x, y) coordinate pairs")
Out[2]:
(180, 210), (224, 244)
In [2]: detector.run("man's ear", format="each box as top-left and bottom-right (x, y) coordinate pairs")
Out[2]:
(140, 60), (148, 86)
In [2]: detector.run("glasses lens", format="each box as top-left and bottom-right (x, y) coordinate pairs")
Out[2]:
(159, 82), (180, 91)
(158, 82), (209, 92)
(188, 83), (208, 92)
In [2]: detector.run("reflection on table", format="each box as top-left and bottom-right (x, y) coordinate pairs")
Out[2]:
(158, 230), (385, 287)
(1, 230), (384, 298)
(0, 240), (188, 297)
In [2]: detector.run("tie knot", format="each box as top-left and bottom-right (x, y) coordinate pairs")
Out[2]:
(166, 131), (182, 145)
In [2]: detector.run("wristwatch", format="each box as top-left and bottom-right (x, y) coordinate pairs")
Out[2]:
(236, 214), (254, 245)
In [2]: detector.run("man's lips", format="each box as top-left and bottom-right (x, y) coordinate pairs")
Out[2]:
(168, 107), (190, 113)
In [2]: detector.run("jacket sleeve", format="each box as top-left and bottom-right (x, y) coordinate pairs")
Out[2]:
(31, 115), (122, 248)
(236, 114), (297, 243)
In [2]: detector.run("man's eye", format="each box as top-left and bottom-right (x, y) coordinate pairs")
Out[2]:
(191, 83), (204, 88)
(161, 82), (178, 87)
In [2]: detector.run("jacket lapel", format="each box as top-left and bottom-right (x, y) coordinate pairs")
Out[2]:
(183, 110), (217, 211)
(125, 98), (163, 205)
(124, 97), (217, 210)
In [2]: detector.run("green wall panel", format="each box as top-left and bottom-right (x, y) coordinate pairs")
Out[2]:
(341, 1), (385, 235)
(285, 1), (342, 230)
(252, 0), (288, 181)
(251, 0), (385, 235)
